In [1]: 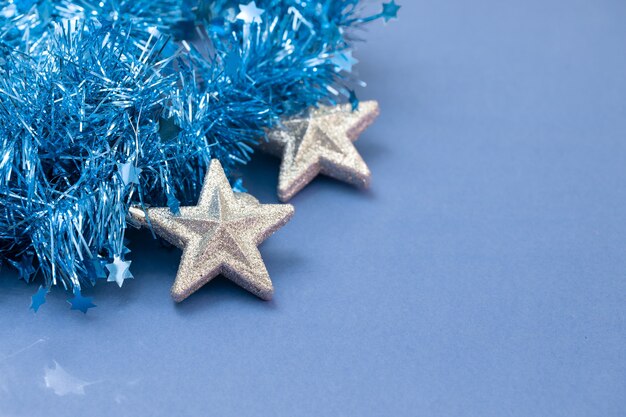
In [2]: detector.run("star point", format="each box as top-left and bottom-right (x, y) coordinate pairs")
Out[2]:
(263, 101), (380, 201)
(130, 159), (294, 302)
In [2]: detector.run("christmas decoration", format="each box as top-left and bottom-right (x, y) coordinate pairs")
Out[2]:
(129, 160), (294, 301)
(0, 0), (400, 311)
(263, 101), (380, 201)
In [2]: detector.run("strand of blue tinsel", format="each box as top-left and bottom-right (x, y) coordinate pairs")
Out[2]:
(0, 0), (395, 301)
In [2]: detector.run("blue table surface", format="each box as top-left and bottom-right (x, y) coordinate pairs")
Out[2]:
(1, 2), (625, 416)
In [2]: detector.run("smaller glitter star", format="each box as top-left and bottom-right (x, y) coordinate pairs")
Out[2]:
(382, 1), (401, 22)
(105, 255), (133, 287)
(30, 285), (48, 313)
(262, 100), (380, 202)
(117, 162), (142, 186)
(236, 1), (264, 24)
(129, 159), (294, 302)
(67, 289), (96, 314)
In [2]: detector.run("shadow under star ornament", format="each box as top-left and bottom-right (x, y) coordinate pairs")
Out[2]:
(129, 160), (294, 302)
(262, 101), (380, 202)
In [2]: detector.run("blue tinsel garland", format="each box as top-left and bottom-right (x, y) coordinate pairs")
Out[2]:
(0, 0), (399, 308)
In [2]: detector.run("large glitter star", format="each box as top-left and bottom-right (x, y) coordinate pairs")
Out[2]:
(130, 160), (294, 302)
(263, 101), (380, 202)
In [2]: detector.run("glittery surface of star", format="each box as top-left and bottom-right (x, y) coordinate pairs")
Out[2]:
(263, 100), (380, 201)
(117, 162), (142, 186)
(130, 159), (294, 302)
(382, 1), (401, 22)
(30, 285), (47, 312)
(105, 255), (133, 287)
(236, 1), (264, 24)
(68, 290), (96, 314)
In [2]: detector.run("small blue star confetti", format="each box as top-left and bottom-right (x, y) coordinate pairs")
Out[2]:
(236, 1), (264, 24)
(331, 50), (358, 73)
(382, 1), (401, 22)
(167, 192), (181, 215)
(30, 285), (48, 313)
(158, 116), (182, 142)
(223, 51), (242, 77)
(86, 257), (107, 283)
(117, 162), (142, 186)
(68, 289), (96, 314)
(232, 178), (247, 193)
(105, 255), (133, 288)
(11, 253), (36, 282)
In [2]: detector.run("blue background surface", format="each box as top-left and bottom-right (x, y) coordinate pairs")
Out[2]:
(1, 1), (625, 416)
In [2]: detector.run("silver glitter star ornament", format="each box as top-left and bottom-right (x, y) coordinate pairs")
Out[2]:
(129, 160), (294, 302)
(263, 100), (380, 202)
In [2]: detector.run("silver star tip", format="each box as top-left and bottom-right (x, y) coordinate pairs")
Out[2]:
(347, 100), (380, 141)
(283, 204), (296, 220)
(209, 158), (225, 173)
(277, 185), (297, 202)
(358, 100), (380, 115)
(171, 286), (189, 303)
(252, 281), (274, 301)
(357, 170), (372, 189)
(170, 276), (275, 302)
(171, 278), (200, 302)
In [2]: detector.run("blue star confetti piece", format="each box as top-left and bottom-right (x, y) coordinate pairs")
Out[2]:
(233, 178), (247, 193)
(167, 193), (181, 215)
(85, 257), (107, 283)
(382, 1), (401, 22)
(14, 0), (37, 13)
(348, 90), (360, 111)
(331, 50), (358, 73)
(30, 285), (48, 313)
(68, 289), (96, 314)
(105, 255), (133, 288)
(158, 117), (182, 142)
(11, 253), (36, 282)
(223, 51), (242, 78)
(117, 162), (142, 186)
(236, 1), (264, 24)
